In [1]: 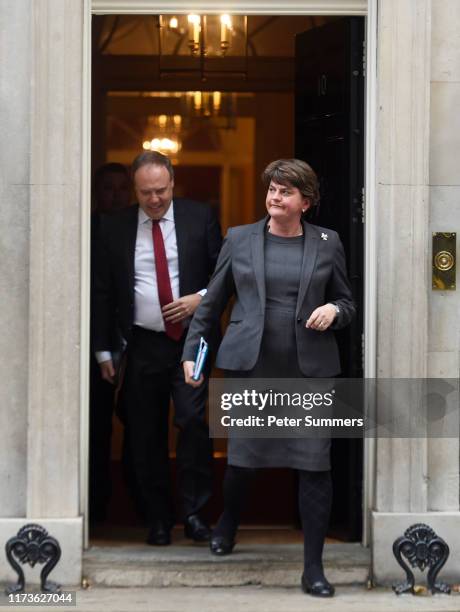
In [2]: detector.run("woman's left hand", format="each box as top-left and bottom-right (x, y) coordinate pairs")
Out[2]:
(306, 304), (337, 331)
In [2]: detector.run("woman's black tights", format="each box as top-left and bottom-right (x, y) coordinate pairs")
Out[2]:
(213, 465), (257, 540)
(298, 469), (333, 583)
(213, 465), (332, 583)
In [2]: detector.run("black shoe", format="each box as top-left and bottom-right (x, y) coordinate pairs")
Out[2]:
(301, 572), (335, 598)
(184, 514), (211, 542)
(146, 520), (171, 546)
(210, 535), (235, 556)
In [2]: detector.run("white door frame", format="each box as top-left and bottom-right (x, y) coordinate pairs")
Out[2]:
(81, 0), (378, 547)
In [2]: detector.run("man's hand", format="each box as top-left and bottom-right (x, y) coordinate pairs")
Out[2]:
(183, 360), (204, 387)
(306, 303), (337, 331)
(162, 293), (202, 323)
(99, 359), (116, 384)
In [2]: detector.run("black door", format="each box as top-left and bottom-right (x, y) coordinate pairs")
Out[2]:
(295, 17), (365, 540)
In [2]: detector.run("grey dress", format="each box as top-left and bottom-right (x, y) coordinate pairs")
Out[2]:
(227, 231), (331, 471)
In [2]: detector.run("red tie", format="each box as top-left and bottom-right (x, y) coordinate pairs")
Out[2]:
(151, 220), (183, 341)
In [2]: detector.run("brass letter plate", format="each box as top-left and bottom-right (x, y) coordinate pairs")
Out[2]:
(432, 232), (456, 290)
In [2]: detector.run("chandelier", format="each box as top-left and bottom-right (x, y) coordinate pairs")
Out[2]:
(184, 91), (237, 128)
(142, 114), (182, 155)
(138, 90), (238, 154)
(158, 14), (248, 79)
(183, 14), (234, 56)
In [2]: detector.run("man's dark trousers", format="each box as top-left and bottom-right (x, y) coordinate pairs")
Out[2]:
(121, 327), (212, 525)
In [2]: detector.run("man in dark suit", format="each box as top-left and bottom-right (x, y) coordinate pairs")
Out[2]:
(93, 151), (222, 545)
(90, 162), (132, 524)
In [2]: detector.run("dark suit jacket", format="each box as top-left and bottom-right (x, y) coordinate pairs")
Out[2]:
(91, 212), (122, 353)
(92, 199), (222, 352)
(182, 217), (356, 377)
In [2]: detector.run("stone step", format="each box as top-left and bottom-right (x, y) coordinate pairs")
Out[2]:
(83, 540), (370, 588)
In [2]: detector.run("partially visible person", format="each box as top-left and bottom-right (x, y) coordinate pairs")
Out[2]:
(89, 162), (132, 523)
(93, 162), (132, 214)
(93, 151), (222, 545)
(182, 159), (356, 598)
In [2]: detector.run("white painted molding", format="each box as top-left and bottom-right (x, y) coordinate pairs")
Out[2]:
(92, 0), (367, 16)
(363, 0), (378, 546)
(374, 0), (432, 515)
(28, 0), (83, 517)
(80, 0), (92, 548)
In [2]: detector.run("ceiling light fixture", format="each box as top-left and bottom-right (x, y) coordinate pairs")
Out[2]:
(158, 14), (248, 79)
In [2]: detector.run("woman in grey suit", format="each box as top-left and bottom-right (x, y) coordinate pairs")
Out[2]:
(182, 159), (355, 598)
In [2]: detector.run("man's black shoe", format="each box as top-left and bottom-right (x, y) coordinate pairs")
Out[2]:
(184, 514), (211, 542)
(146, 520), (171, 546)
(301, 572), (335, 597)
(209, 535), (235, 556)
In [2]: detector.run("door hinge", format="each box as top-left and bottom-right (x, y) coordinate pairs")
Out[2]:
(362, 40), (367, 78)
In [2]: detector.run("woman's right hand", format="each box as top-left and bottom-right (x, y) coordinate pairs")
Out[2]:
(183, 360), (204, 387)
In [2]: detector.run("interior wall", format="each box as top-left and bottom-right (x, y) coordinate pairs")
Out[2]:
(101, 92), (294, 227)
(254, 92), (294, 218)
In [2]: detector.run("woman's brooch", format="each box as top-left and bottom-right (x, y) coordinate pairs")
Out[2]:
(321, 232), (328, 241)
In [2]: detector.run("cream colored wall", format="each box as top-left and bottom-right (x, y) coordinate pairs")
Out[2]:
(427, 0), (460, 510)
(372, 0), (460, 584)
(0, 0), (30, 517)
(7, 0), (460, 586)
(429, 1), (460, 380)
(0, 0), (84, 586)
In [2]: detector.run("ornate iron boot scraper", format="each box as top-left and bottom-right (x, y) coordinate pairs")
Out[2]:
(392, 523), (450, 595)
(5, 524), (61, 593)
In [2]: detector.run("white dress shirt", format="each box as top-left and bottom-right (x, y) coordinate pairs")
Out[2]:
(134, 203), (179, 331)
(96, 202), (206, 364)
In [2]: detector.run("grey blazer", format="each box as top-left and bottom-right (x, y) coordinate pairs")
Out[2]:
(182, 217), (356, 377)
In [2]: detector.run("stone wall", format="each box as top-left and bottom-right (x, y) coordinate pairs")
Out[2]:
(1, 0), (459, 589)
(372, 0), (460, 584)
(0, 0), (83, 586)
(0, 0), (31, 517)
(428, 0), (460, 510)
